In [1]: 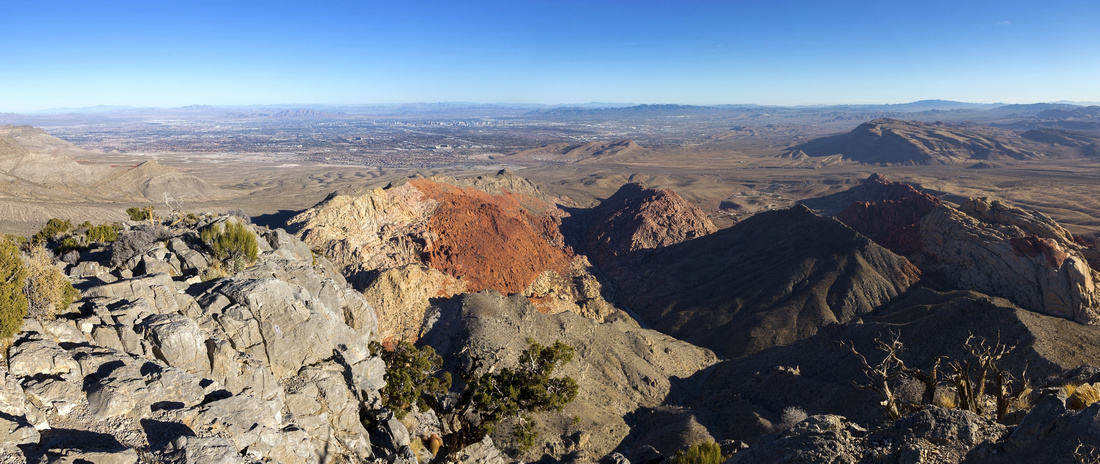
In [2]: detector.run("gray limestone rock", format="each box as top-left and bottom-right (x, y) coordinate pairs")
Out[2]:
(205, 338), (281, 401)
(172, 394), (315, 464)
(41, 318), (87, 344)
(728, 414), (865, 464)
(8, 336), (80, 379)
(919, 199), (1100, 324)
(143, 364), (206, 410)
(161, 435), (245, 464)
(0, 413), (40, 449)
(452, 436), (505, 464)
(138, 313), (211, 376)
(23, 377), (82, 416)
(36, 448), (140, 464)
(85, 360), (150, 420)
(169, 237), (209, 274)
(214, 278), (372, 378)
(0, 368), (40, 448)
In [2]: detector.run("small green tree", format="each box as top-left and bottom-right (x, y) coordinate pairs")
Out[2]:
(126, 206), (154, 222)
(371, 340), (452, 419)
(459, 339), (579, 450)
(0, 237), (28, 341)
(373, 338), (579, 459)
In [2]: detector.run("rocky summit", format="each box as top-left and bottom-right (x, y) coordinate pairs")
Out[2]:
(825, 173), (943, 256)
(572, 182), (717, 279)
(288, 171), (618, 344)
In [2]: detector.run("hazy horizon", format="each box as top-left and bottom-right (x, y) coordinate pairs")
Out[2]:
(3, 1), (1099, 113)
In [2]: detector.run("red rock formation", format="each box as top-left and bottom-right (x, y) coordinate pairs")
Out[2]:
(583, 183), (717, 273)
(835, 174), (941, 256)
(1010, 236), (1069, 268)
(410, 178), (572, 294)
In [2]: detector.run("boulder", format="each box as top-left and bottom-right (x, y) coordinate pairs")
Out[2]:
(138, 313), (211, 376)
(173, 394), (314, 463)
(161, 436), (245, 464)
(8, 335), (80, 379)
(215, 278), (371, 378)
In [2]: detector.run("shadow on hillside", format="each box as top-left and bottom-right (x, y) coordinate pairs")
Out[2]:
(252, 209), (302, 231)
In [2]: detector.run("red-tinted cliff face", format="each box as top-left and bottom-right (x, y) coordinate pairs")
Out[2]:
(834, 174), (941, 256)
(409, 178), (573, 294)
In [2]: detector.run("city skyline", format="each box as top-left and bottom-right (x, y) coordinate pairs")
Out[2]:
(2, 0), (1098, 113)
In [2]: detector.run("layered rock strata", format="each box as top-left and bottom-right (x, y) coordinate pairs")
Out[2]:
(919, 198), (1100, 323)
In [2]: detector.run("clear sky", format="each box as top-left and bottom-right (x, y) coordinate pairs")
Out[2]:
(1, 0), (1098, 112)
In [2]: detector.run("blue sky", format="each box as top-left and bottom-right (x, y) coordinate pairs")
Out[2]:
(1, 0), (1097, 112)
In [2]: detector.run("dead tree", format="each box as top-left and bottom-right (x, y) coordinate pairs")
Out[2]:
(949, 333), (1028, 420)
(843, 331), (945, 419)
(842, 332), (907, 420)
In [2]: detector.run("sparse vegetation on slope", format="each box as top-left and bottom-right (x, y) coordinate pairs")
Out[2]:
(21, 244), (78, 320)
(0, 236), (27, 341)
(374, 337), (578, 458)
(31, 218), (72, 245)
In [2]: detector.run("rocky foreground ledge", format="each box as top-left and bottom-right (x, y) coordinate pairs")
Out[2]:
(0, 216), (450, 463)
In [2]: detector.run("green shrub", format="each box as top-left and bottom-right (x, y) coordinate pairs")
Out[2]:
(467, 339), (579, 447)
(32, 218), (72, 245)
(22, 245), (79, 320)
(57, 237), (81, 256)
(672, 441), (725, 464)
(373, 338), (579, 458)
(201, 220), (258, 270)
(0, 238), (28, 341)
(85, 223), (120, 243)
(370, 340), (452, 420)
(126, 206), (154, 222)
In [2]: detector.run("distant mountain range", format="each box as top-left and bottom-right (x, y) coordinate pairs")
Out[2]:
(4, 101), (1100, 137)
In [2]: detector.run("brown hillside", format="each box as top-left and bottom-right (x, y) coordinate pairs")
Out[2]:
(792, 119), (1046, 165)
(506, 139), (642, 163)
(612, 205), (920, 358)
